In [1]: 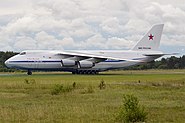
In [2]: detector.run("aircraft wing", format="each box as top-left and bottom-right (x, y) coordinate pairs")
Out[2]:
(56, 51), (140, 63)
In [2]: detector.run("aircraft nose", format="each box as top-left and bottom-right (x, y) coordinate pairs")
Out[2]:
(5, 60), (10, 68)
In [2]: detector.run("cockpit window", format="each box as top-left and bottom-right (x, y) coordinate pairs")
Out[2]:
(20, 52), (26, 55)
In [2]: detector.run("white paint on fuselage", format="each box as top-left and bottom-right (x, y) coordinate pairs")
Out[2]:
(5, 50), (163, 72)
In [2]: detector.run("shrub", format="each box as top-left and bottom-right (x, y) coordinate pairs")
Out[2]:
(99, 79), (106, 90)
(51, 84), (73, 95)
(116, 94), (147, 123)
(61, 85), (73, 93)
(24, 79), (29, 84)
(72, 82), (76, 88)
(24, 79), (36, 84)
(51, 84), (64, 95)
(81, 85), (94, 94)
(87, 85), (94, 93)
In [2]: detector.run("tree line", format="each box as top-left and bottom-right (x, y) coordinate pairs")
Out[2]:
(0, 51), (18, 72)
(126, 56), (185, 70)
(0, 51), (185, 72)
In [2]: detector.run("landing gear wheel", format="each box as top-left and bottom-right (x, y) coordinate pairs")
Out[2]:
(91, 71), (95, 74)
(75, 70), (99, 75)
(95, 71), (99, 75)
(80, 71), (83, 74)
(27, 71), (32, 75)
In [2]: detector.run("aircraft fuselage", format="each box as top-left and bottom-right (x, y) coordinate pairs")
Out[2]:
(5, 50), (162, 74)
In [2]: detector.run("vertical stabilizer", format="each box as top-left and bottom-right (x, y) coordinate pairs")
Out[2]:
(132, 24), (164, 51)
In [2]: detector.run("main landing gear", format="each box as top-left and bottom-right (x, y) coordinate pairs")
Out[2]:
(72, 70), (99, 75)
(27, 70), (32, 75)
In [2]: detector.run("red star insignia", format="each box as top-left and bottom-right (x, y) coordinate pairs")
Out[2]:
(148, 34), (154, 40)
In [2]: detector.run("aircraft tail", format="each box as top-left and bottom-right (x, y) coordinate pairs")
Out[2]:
(132, 24), (164, 51)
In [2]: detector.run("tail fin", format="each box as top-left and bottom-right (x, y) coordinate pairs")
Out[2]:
(132, 24), (164, 51)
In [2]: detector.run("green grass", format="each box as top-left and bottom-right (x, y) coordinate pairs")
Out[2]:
(0, 69), (185, 123)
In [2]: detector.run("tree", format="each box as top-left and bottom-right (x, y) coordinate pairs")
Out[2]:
(180, 56), (185, 68)
(0, 51), (18, 72)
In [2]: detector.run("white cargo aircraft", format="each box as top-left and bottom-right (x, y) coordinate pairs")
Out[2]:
(5, 24), (171, 75)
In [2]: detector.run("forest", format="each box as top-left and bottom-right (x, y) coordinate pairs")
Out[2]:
(0, 51), (185, 72)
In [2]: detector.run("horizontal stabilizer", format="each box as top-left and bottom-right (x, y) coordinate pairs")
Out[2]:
(143, 53), (179, 56)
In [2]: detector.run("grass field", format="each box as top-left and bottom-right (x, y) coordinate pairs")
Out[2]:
(0, 69), (185, 123)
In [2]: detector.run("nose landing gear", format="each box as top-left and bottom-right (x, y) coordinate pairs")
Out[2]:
(27, 70), (32, 75)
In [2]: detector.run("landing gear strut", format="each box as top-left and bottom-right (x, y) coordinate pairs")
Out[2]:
(27, 71), (32, 75)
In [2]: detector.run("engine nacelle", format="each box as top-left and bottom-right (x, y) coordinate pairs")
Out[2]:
(78, 61), (95, 68)
(61, 59), (76, 67)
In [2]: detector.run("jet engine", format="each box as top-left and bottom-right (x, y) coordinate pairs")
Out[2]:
(78, 60), (95, 68)
(61, 59), (76, 67)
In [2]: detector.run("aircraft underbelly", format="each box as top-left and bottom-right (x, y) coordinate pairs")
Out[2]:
(21, 60), (139, 71)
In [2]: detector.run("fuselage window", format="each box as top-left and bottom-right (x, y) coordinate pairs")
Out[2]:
(20, 52), (26, 55)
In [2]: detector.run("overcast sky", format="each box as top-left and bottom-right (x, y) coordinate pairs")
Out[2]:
(0, 0), (185, 55)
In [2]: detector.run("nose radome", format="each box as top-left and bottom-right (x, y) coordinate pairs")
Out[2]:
(5, 60), (10, 68)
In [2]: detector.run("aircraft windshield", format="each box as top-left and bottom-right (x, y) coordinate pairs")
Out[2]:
(20, 52), (26, 55)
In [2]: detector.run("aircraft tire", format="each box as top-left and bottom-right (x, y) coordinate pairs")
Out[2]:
(95, 71), (99, 74)
(88, 71), (92, 74)
(27, 71), (32, 75)
(79, 71), (83, 74)
(75, 70), (99, 75)
(91, 71), (94, 74)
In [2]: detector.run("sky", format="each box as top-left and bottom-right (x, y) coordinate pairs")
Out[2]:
(0, 0), (185, 56)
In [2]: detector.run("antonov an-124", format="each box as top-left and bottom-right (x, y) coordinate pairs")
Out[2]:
(5, 24), (174, 75)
